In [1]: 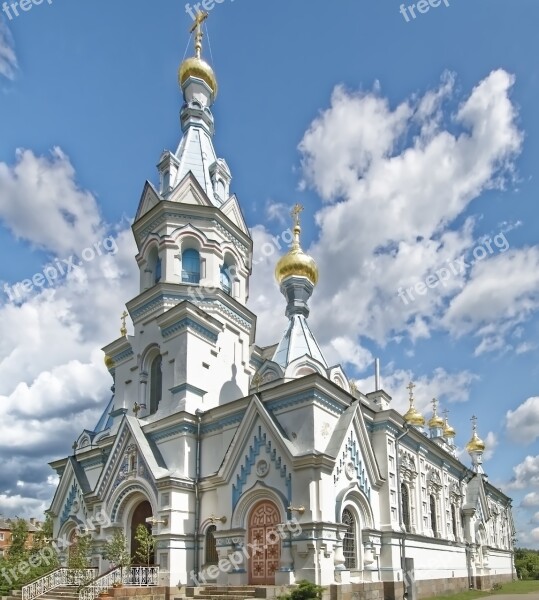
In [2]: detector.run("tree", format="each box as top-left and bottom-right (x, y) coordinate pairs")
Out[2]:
(515, 548), (539, 580)
(8, 519), (29, 560)
(134, 525), (156, 567)
(103, 530), (131, 569)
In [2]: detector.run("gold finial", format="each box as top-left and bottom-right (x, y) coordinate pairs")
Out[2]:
(252, 373), (263, 393)
(442, 408), (456, 438)
(291, 203), (304, 228)
(133, 402), (141, 418)
(403, 381), (425, 427)
(466, 414), (485, 452)
(349, 380), (357, 395)
(120, 311), (128, 337)
(190, 10), (209, 59)
(428, 397), (444, 428)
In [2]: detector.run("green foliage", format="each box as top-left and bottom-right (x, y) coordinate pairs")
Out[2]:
(278, 580), (325, 600)
(134, 524), (155, 567)
(68, 532), (92, 570)
(8, 519), (29, 560)
(103, 530), (131, 568)
(515, 547), (539, 580)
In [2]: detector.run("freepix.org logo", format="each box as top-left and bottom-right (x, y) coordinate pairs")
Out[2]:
(1, 0), (53, 21)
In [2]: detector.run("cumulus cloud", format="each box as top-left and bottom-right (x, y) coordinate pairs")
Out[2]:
(522, 492), (539, 508)
(507, 455), (539, 490)
(252, 69), (525, 363)
(0, 148), (138, 516)
(0, 20), (17, 80)
(506, 397), (539, 445)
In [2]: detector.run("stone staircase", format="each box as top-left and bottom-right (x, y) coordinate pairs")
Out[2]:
(37, 586), (79, 600)
(189, 586), (259, 600)
(3, 586), (79, 600)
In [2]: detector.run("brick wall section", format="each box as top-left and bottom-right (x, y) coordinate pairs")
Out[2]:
(329, 582), (384, 600)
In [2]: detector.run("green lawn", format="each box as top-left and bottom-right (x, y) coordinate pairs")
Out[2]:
(424, 579), (539, 600)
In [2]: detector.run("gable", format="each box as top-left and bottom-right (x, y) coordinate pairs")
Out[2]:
(135, 181), (161, 220)
(220, 195), (249, 235)
(168, 172), (214, 207)
(333, 429), (372, 499)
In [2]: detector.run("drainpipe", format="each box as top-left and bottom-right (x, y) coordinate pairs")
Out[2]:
(395, 425), (410, 599)
(194, 409), (203, 583)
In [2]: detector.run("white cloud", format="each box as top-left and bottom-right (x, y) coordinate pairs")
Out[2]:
(507, 455), (539, 490)
(521, 492), (539, 508)
(483, 431), (498, 462)
(506, 397), (539, 445)
(0, 148), (138, 517)
(278, 69), (525, 363)
(0, 20), (17, 80)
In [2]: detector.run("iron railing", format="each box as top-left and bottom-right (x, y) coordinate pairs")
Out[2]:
(22, 568), (97, 600)
(78, 567), (159, 600)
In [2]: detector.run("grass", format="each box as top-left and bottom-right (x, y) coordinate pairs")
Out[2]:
(424, 579), (539, 600)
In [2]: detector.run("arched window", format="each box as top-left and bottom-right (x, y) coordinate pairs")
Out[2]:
(149, 355), (162, 414)
(155, 257), (162, 284)
(220, 263), (232, 294)
(181, 249), (200, 284)
(205, 525), (218, 564)
(430, 494), (437, 536)
(451, 504), (457, 539)
(401, 484), (411, 532)
(342, 508), (356, 570)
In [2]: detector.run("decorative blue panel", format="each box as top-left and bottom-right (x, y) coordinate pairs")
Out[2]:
(334, 433), (372, 499)
(232, 425), (292, 509)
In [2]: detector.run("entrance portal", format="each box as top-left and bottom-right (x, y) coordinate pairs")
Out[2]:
(130, 500), (154, 565)
(248, 500), (281, 585)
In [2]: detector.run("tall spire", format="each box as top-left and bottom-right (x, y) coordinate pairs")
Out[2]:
(272, 206), (326, 368)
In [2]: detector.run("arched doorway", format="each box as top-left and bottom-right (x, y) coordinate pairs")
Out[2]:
(130, 500), (154, 565)
(248, 500), (281, 585)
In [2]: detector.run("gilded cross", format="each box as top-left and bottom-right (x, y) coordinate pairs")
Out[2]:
(120, 311), (128, 336)
(291, 203), (304, 228)
(406, 381), (415, 399)
(471, 414), (478, 431)
(190, 10), (209, 58)
(252, 373), (263, 393)
(133, 402), (141, 418)
(72, 441), (78, 453)
(443, 408), (450, 420)
(431, 398), (439, 414)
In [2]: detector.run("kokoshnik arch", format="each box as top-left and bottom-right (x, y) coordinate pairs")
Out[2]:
(48, 12), (515, 600)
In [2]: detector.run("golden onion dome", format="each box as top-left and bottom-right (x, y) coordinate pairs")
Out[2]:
(443, 419), (456, 438)
(428, 413), (445, 428)
(404, 405), (426, 427)
(275, 205), (318, 286)
(178, 56), (218, 99)
(466, 431), (485, 453)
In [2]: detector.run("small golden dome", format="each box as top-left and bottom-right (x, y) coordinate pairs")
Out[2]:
(466, 431), (485, 453)
(104, 355), (114, 370)
(428, 398), (444, 428)
(404, 405), (426, 427)
(275, 205), (318, 286)
(443, 419), (456, 438)
(275, 228), (319, 286)
(178, 56), (218, 98)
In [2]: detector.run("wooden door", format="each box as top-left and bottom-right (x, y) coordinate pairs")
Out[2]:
(248, 501), (281, 585)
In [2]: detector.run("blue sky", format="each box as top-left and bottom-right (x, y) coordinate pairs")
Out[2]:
(0, 0), (538, 546)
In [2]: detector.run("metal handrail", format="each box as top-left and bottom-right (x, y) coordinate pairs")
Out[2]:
(78, 567), (122, 600)
(22, 568), (97, 600)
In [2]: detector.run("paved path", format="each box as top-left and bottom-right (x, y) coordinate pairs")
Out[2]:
(482, 595), (539, 599)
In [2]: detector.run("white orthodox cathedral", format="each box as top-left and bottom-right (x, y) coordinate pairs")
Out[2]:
(48, 16), (515, 600)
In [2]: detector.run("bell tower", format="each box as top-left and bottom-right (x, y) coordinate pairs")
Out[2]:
(103, 12), (256, 423)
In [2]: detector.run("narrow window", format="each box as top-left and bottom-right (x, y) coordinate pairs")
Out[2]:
(205, 525), (218, 564)
(401, 484), (411, 532)
(451, 504), (457, 539)
(155, 257), (162, 284)
(342, 508), (356, 570)
(149, 355), (162, 414)
(220, 263), (232, 294)
(430, 494), (437, 536)
(181, 249), (200, 284)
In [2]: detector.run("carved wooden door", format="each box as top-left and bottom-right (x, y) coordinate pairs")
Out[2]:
(248, 501), (281, 585)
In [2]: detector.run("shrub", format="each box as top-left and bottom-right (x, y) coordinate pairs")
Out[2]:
(278, 580), (325, 600)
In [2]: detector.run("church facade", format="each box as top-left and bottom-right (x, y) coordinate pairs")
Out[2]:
(48, 18), (515, 600)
